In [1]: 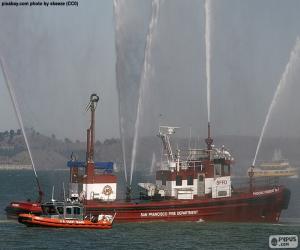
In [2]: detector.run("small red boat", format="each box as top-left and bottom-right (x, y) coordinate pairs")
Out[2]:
(5, 200), (42, 219)
(18, 200), (115, 229)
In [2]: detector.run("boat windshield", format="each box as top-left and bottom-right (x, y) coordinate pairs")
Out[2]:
(65, 206), (83, 219)
(41, 202), (83, 219)
(57, 206), (64, 214)
(42, 205), (58, 215)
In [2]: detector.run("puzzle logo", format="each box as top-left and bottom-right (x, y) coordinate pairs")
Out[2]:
(269, 235), (298, 249)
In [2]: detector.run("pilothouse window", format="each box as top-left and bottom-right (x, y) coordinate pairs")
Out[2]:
(176, 176), (182, 186)
(73, 207), (81, 215)
(187, 176), (194, 186)
(66, 207), (72, 215)
(223, 165), (230, 176)
(198, 175), (204, 182)
(162, 176), (166, 186)
(44, 205), (57, 215)
(57, 207), (64, 214)
(215, 164), (221, 177)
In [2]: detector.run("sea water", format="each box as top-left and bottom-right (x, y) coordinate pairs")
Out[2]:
(0, 170), (299, 249)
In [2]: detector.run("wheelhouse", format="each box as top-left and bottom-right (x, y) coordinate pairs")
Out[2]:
(41, 201), (84, 220)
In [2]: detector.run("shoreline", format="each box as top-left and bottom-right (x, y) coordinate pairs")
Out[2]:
(0, 164), (32, 170)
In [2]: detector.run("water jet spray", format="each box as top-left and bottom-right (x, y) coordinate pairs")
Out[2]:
(129, 0), (161, 186)
(0, 56), (43, 202)
(252, 37), (300, 167)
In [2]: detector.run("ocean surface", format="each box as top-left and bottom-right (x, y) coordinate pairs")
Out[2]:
(0, 170), (299, 250)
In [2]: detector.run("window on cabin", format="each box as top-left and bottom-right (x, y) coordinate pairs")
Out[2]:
(218, 191), (227, 197)
(162, 176), (166, 186)
(73, 207), (81, 215)
(187, 176), (194, 185)
(66, 207), (72, 215)
(45, 205), (57, 215)
(57, 207), (64, 214)
(223, 165), (230, 176)
(198, 175), (204, 182)
(176, 176), (182, 186)
(215, 164), (221, 177)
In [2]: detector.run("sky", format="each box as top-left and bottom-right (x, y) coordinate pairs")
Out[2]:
(0, 0), (118, 141)
(1, 0), (300, 142)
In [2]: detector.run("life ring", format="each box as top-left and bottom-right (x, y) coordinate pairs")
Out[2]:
(102, 185), (113, 196)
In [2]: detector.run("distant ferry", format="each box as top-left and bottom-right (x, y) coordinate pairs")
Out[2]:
(248, 150), (299, 178)
(249, 161), (299, 178)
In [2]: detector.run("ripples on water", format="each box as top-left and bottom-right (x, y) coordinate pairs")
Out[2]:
(0, 170), (299, 249)
(1, 221), (300, 249)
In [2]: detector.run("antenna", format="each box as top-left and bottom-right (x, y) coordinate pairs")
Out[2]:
(62, 182), (66, 201)
(51, 186), (55, 202)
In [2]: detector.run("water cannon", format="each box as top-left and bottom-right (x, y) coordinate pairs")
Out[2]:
(126, 185), (132, 202)
(86, 93), (100, 112)
(248, 165), (255, 192)
(248, 165), (255, 178)
(205, 122), (213, 150)
(90, 93), (99, 103)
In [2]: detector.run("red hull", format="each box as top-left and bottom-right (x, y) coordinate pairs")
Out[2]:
(5, 201), (42, 219)
(84, 186), (290, 223)
(6, 186), (290, 223)
(18, 213), (112, 229)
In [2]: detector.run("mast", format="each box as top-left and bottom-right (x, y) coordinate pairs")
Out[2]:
(86, 129), (91, 162)
(86, 94), (99, 178)
(86, 94), (99, 162)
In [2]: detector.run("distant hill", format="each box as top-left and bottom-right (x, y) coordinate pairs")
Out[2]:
(0, 129), (122, 170)
(1, 129), (300, 176)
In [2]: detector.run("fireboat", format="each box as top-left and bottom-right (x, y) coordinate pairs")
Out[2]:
(67, 94), (290, 223)
(5, 94), (291, 222)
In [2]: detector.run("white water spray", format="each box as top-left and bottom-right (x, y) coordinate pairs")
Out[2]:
(252, 37), (300, 166)
(205, 0), (212, 123)
(150, 152), (156, 174)
(119, 117), (128, 182)
(130, 0), (161, 185)
(0, 57), (39, 183)
(113, 0), (128, 182)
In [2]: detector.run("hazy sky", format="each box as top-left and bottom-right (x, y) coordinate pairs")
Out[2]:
(0, 0), (119, 141)
(1, 0), (300, 141)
